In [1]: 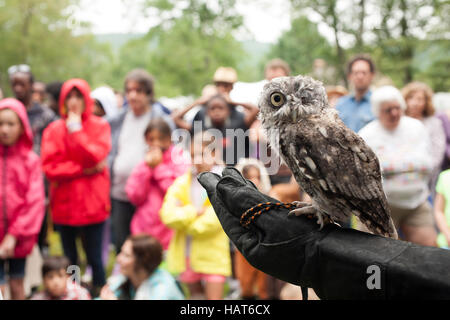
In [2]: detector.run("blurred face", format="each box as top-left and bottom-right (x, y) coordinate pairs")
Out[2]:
(215, 82), (233, 95)
(244, 166), (261, 190)
(190, 142), (215, 173)
(117, 240), (136, 278)
(0, 108), (23, 146)
(10, 73), (32, 104)
(93, 100), (106, 117)
(48, 96), (59, 115)
(265, 67), (288, 81)
(406, 90), (426, 120)
(65, 88), (85, 115)
(145, 129), (171, 151)
(207, 98), (230, 127)
(32, 82), (46, 104)
(125, 80), (150, 116)
(44, 269), (68, 298)
(348, 60), (374, 93)
(379, 100), (403, 131)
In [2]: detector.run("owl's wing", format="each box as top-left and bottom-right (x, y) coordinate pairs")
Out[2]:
(279, 117), (394, 236)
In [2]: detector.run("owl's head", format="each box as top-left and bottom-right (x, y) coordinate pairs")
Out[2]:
(258, 75), (329, 126)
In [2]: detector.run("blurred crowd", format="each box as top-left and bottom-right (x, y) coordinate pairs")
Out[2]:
(0, 55), (449, 300)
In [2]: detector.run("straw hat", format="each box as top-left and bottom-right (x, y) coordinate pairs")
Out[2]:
(213, 67), (238, 84)
(326, 85), (348, 97)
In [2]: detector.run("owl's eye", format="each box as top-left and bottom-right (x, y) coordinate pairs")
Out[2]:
(270, 92), (286, 107)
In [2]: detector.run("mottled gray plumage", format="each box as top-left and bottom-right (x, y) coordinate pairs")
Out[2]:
(259, 75), (397, 239)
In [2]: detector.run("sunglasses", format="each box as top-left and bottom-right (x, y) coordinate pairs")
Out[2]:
(8, 64), (31, 76)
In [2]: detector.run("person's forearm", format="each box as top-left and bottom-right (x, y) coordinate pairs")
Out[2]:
(171, 100), (201, 130)
(234, 101), (255, 110)
(173, 100), (199, 118)
(435, 210), (450, 239)
(236, 102), (259, 127)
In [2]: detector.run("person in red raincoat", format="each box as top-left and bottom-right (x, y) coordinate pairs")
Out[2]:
(41, 79), (111, 295)
(0, 98), (45, 300)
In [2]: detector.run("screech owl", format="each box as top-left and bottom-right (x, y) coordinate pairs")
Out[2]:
(258, 75), (398, 239)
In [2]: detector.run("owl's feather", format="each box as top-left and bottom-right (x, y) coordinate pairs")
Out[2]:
(259, 75), (397, 239)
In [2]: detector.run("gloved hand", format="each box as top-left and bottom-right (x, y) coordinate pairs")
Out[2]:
(198, 167), (333, 287)
(198, 167), (450, 299)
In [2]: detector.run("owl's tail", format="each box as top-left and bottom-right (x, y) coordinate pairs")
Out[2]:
(356, 214), (398, 240)
(387, 217), (398, 240)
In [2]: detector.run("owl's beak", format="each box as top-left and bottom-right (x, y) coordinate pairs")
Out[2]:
(291, 108), (298, 122)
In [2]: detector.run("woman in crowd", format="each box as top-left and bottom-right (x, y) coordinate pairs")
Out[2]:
(100, 234), (184, 300)
(402, 81), (445, 199)
(41, 79), (111, 296)
(358, 85), (437, 246)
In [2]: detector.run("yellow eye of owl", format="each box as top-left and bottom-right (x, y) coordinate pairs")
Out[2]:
(270, 92), (285, 107)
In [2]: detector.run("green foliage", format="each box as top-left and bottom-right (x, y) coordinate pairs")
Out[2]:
(288, 0), (449, 89)
(413, 40), (450, 92)
(112, 0), (246, 98)
(0, 0), (113, 96)
(372, 38), (450, 92)
(265, 16), (337, 82)
(0, 0), (447, 99)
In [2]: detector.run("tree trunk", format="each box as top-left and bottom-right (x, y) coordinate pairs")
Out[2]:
(356, 0), (365, 50)
(400, 0), (413, 84)
(330, 2), (347, 87)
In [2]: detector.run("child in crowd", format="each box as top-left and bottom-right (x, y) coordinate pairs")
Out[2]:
(172, 93), (259, 166)
(30, 256), (91, 300)
(100, 234), (184, 300)
(126, 119), (190, 250)
(41, 79), (111, 296)
(234, 158), (271, 300)
(0, 98), (45, 300)
(434, 170), (450, 249)
(160, 131), (231, 299)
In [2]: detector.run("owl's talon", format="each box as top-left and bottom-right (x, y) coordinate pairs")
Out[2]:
(289, 205), (332, 231)
(316, 212), (325, 229)
(289, 205), (317, 217)
(292, 201), (310, 208)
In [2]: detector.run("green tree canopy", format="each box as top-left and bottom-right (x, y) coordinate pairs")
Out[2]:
(0, 0), (113, 96)
(111, 0), (246, 97)
(266, 16), (336, 83)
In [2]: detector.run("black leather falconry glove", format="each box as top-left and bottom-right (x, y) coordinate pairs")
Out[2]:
(198, 167), (450, 299)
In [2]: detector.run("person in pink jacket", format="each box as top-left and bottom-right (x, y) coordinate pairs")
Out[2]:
(125, 119), (189, 250)
(0, 98), (45, 300)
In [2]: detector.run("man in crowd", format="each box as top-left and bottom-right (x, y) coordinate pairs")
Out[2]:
(9, 64), (56, 155)
(336, 55), (376, 133)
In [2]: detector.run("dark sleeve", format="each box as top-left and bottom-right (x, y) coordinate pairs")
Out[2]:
(189, 109), (206, 135)
(300, 226), (450, 299)
(198, 168), (450, 300)
(229, 108), (248, 131)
